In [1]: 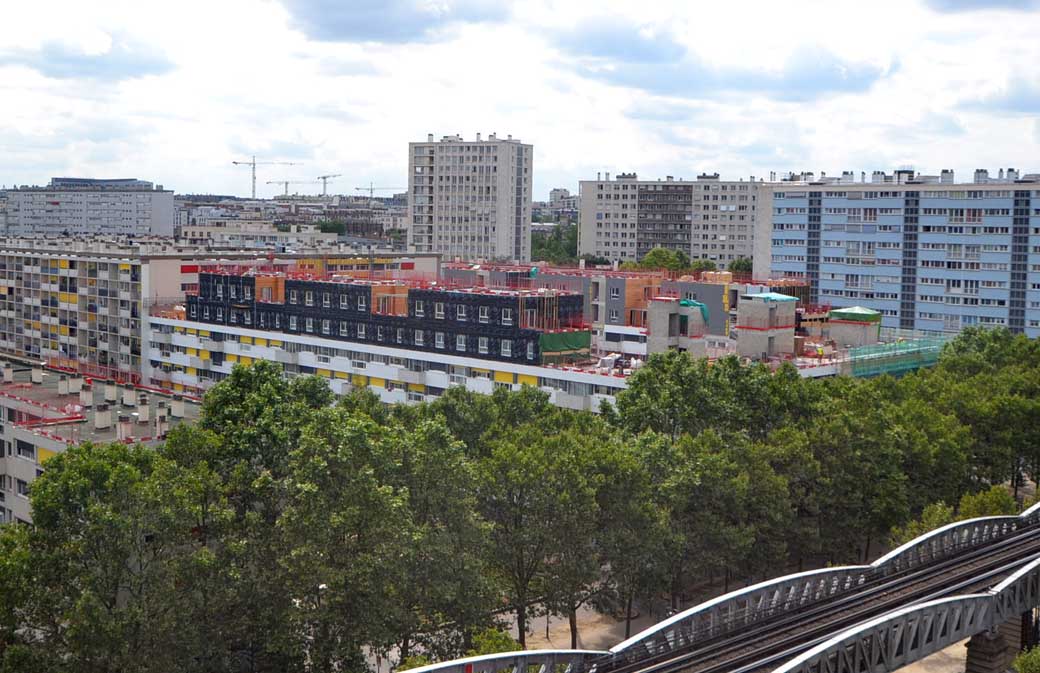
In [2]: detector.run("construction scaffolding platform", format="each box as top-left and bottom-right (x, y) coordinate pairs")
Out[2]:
(846, 335), (949, 378)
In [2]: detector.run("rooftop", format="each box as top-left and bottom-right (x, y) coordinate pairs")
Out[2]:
(0, 359), (200, 448)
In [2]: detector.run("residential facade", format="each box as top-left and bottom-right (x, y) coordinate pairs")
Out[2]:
(408, 133), (533, 262)
(578, 172), (761, 270)
(4, 178), (175, 236)
(0, 361), (199, 524)
(756, 168), (1040, 337)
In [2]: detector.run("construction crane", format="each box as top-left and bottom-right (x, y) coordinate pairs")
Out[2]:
(355, 183), (406, 201)
(316, 174), (342, 197)
(232, 156), (301, 199)
(266, 180), (318, 197)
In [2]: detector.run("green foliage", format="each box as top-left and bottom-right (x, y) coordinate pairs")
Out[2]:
(531, 223), (578, 264)
(958, 485), (1018, 518)
(728, 257), (752, 274)
(317, 219), (347, 234)
(1014, 645), (1040, 673)
(465, 628), (521, 656)
(3, 325), (1039, 667)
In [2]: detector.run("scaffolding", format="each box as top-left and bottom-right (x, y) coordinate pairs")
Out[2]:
(847, 335), (949, 378)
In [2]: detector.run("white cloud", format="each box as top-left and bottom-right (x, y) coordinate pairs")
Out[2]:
(0, 0), (1038, 199)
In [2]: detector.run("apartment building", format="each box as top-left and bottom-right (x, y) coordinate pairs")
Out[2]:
(578, 172), (761, 270)
(0, 239), (439, 396)
(4, 177), (175, 236)
(755, 168), (1040, 337)
(147, 270), (627, 411)
(0, 360), (199, 524)
(408, 133), (533, 262)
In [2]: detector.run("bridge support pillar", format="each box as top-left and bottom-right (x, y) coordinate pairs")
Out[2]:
(965, 630), (1011, 673)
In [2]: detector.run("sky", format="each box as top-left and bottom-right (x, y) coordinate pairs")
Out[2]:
(1, 0), (1039, 200)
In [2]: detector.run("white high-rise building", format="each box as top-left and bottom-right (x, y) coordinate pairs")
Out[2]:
(3, 178), (175, 236)
(408, 133), (533, 262)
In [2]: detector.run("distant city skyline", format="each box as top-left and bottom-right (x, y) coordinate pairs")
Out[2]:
(1, 0), (1039, 199)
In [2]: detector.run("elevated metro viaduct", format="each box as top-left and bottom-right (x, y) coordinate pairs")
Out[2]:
(406, 502), (1040, 673)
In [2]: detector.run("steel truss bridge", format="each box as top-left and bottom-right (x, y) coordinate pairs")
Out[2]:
(407, 502), (1040, 673)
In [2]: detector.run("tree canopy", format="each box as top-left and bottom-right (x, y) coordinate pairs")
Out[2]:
(2, 327), (1039, 671)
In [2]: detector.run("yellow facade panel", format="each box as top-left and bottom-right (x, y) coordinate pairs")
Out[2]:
(517, 374), (538, 387)
(38, 447), (58, 463)
(316, 368), (332, 377)
(408, 383), (424, 393)
(368, 377), (385, 388)
(494, 371), (514, 384)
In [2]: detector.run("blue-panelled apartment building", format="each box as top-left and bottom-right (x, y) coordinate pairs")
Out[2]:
(753, 168), (1040, 337)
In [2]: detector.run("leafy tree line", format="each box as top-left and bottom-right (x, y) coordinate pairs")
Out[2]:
(2, 327), (1040, 672)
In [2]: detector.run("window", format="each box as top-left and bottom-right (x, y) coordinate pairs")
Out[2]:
(216, 285), (223, 299)
(415, 329), (424, 345)
(216, 307), (223, 321)
(502, 308), (513, 325)
(339, 321), (348, 336)
(340, 294), (349, 309)
(16, 441), (33, 460)
(289, 289), (298, 304)
(322, 292), (331, 308)
(321, 319), (331, 334)
(357, 324), (366, 339)
(457, 305), (467, 320)
(435, 302), (445, 318)
(305, 317), (314, 333)
(479, 306), (490, 323)
(16, 479), (29, 497)
(456, 334), (466, 351)
(305, 291), (314, 307)
(527, 342), (535, 360)
(229, 285), (237, 299)
(501, 340), (512, 357)
(435, 332), (445, 348)
(609, 287), (620, 299)
(244, 286), (252, 300)
(479, 336), (489, 354)
(609, 309), (620, 323)
(358, 296), (367, 311)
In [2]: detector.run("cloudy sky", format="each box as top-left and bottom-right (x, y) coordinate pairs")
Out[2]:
(1, 0), (1039, 200)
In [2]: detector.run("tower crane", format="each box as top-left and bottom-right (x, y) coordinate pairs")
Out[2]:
(355, 183), (406, 201)
(316, 174), (342, 196)
(266, 180), (318, 197)
(232, 156), (301, 199)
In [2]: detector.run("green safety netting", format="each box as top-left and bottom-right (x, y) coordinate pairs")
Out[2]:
(848, 336), (948, 377)
(830, 306), (882, 323)
(742, 291), (798, 302)
(539, 330), (592, 353)
(679, 299), (710, 324)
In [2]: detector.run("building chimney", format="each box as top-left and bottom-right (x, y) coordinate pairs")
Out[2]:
(171, 394), (185, 419)
(58, 375), (69, 395)
(476, 132), (481, 141)
(2, 365), (12, 383)
(136, 395), (150, 423)
(104, 381), (118, 403)
(122, 385), (137, 407)
(117, 415), (132, 441)
(31, 367), (43, 384)
(605, 172), (610, 181)
(79, 387), (93, 408)
(155, 402), (169, 437)
(68, 376), (83, 393)
(94, 404), (112, 430)
(427, 133), (434, 142)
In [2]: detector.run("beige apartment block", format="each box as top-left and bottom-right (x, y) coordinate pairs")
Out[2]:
(408, 133), (533, 263)
(578, 172), (763, 270)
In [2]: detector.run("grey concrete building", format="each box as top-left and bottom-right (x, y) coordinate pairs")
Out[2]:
(3, 178), (175, 236)
(408, 133), (533, 262)
(578, 172), (762, 270)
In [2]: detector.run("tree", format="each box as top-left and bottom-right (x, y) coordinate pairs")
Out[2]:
(728, 257), (753, 274)
(317, 219), (347, 235)
(958, 485), (1018, 519)
(1014, 645), (1040, 673)
(890, 502), (956, 545)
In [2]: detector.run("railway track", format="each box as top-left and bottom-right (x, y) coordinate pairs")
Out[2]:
(599, 525), (1040, 673)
